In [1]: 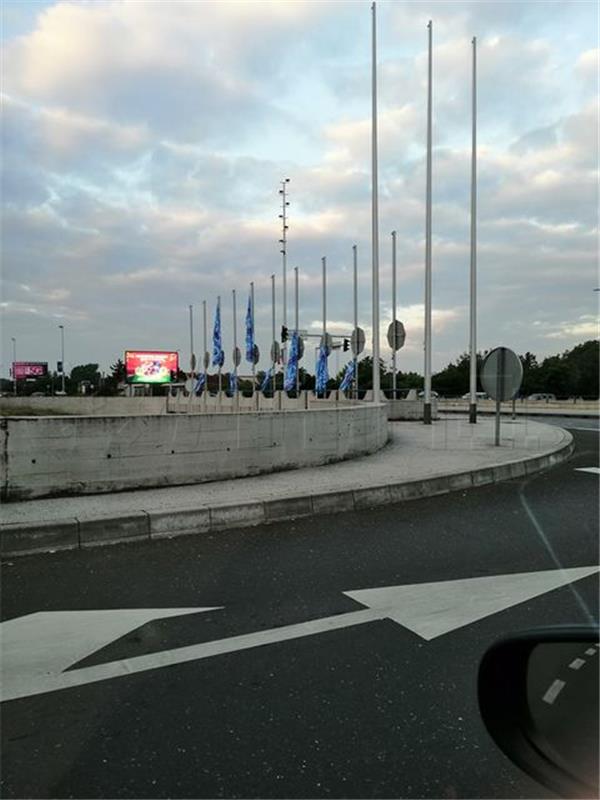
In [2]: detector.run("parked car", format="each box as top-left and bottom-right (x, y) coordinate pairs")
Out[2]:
(417, 390), (439, 398)
(527, 393), (556, 402)
(462, 391), (488, 400)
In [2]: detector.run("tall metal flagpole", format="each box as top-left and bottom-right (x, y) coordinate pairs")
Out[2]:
(202, 300), (208, 409)
(279, 178), (290, 365)
(320, 256), (327, 398)
(217, 295), (222, 397)
(232, 289), (238, 407)
(294, 266), (300, 396)
(469, 36), (478, 424)
(271, 274), (276, 397)
(189, 304), (194, 374)
(423, 19), (433, 425)
(371, 2), (381, 402)
(391, 230), (397, 398)
(250, 282), (256, 393)
(353, 244), (359, 400)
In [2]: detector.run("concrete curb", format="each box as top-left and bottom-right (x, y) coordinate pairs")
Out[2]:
(0, 431), (574, 558)
(440, 408), (599, 420)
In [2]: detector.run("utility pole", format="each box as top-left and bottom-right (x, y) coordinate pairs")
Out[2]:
(391, 230), (397, 399)
(353, 245), (359, 400)
(294, 266), (300, 396)
(11, 337), (16, 396)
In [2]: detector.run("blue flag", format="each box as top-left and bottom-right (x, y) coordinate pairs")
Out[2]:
(260, 368), (273, 393)
(194, 372), (206, 395)
(228, 371), (238, 396)
(315, 344), (329, 395)
(284, 331), (299, 392)
(245, 294), (254, 363)
(339, 360), (355, 392)
(212, 302), (224, 367)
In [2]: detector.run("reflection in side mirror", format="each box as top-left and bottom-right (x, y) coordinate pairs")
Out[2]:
(478, 628), (599, 799)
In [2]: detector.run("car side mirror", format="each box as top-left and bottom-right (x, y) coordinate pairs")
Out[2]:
(478, 628), (599, 799)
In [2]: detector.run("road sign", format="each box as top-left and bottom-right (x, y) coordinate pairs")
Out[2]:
(320, 333), (333, 355)
(252, 344), (260, 365)
(480, 347), (522, 401)
(270, 341), (280, 362)
(351, 327), (366, 356)
(232, 347), (241, 367)
(203, 352), (210, 370)
(190, 353), (197, 372)
(297, 336), (304, 360)
(480, 347), (523, 446)
(387, 320), (406, 351)
(3, 566), (598, 702)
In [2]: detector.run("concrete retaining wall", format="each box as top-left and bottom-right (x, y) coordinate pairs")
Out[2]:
(386, 398), (439, 421)
(0, 397), (168, 415)
(0, 404), (389, 501)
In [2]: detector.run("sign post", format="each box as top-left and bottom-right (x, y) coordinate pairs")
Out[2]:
(480, 347), (523, 446)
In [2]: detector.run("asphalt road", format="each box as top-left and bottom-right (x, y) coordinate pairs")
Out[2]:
(1, 424), (598, 800)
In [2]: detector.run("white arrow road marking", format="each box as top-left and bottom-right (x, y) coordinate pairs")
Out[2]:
(1, 567), (598, 702)
(0, 608), (220, 703)
(344, 566), (600, 641)
(575, 467), (600, 474)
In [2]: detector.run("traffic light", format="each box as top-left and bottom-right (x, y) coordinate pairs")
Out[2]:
(281, 325), (288, 343)
(343, 338), (350, 352)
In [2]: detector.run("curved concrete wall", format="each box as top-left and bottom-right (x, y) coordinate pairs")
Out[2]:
(1, 404), (389, 501)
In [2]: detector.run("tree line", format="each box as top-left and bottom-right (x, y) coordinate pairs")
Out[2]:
(2, 340), (597, 399)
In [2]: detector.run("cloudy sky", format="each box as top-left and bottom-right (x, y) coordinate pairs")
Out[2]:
(2, 0), (598, 379)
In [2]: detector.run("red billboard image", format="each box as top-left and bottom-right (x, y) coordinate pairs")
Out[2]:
(13, 362), (48, 379)
(125, 351), (178, 384)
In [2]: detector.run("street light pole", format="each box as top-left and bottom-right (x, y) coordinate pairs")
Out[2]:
(294, 267), (300, 396)
(11, 337), (16, 396)
(279, 178), (290, 366)
(59, 324), (65, 394)
(353, 244), (359, 400)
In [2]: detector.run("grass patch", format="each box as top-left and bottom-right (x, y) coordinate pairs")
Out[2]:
(0, 405), (75, 417)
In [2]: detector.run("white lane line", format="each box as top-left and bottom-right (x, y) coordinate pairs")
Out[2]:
(569, 658), (586, 670)
(543, 679), (566, 705)
(575, 467), (600, 474)
(585, 647), (597, 656)
(565, 427), (600, 432)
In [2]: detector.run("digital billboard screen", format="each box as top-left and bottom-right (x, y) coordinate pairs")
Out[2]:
(13, 362), (48, 379)
(125, 351), (178, 384)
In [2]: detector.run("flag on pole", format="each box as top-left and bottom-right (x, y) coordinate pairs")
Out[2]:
(228, 371), (238, 396)
(212, 302), (224, 367)
(315, 345), (329, 395)
(194, 373), (206, 395)
(284, 331), (299, 392)
(245, 293), (254, 363)
(339, 360), (355, 392)
(260, 368), (273, 393)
